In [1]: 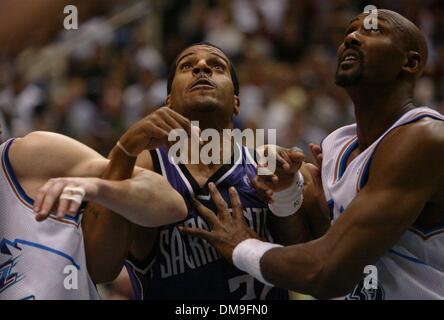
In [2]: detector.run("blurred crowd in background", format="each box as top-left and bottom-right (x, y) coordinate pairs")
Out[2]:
(0, 0), (443, 299)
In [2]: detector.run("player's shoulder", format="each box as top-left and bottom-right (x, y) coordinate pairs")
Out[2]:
(392, 118), (444, 154)
(12, 131), (102, 163)
(374, 118), (444, 176)
(14, 131), (87, 152)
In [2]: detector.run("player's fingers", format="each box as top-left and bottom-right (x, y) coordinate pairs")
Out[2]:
(34, 179), (55, 213)
(251, 178), (274, 203)
(147, 126), (172, 146)
(309, 144), (323, 166)
(275, 150), (290, 171)
(162, 108), (194, 138)
(37, 181), (65, 219)
(228, 187), (243, 221)
(256, 163), (275, 176)
(67, 199), (81, 217)
(178, 226), (213, 241)
(163, 114), (185, 133)
(288, 148), (305, 164)
(56, 198), (70, 219)
(208, 183), (230, 221)
(255, 174), (276, 190)
(166, 108), (192, 130)
(192, 198), (220, 228)
(154, 117), (177, 135)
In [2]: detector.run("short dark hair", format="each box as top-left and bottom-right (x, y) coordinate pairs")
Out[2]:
(166, 42), (240, 96)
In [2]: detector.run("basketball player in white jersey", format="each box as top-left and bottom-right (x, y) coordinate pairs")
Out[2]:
(0, 109), (189, 299)
(180, 9), (444, 299)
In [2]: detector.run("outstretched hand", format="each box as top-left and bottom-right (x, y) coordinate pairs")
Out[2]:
(179, 182), (258, 264)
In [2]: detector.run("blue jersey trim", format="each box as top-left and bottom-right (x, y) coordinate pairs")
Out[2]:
(338, 139), (358, 180)
(3, 139), (34, 206)
(2, 138), (81, 224)
(358, 155), (374, 190)
(125, 262), (143, 300)
(389, 249), (427, 266)
(0, 238), (80, 269)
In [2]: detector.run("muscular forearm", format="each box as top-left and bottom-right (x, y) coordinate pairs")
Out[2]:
(261, 239), (358, 299)
(302, 202), (331, 239)
(268, 210), (313, 245)
(82, 145), (138, 283)
(94, 172), (186, 227)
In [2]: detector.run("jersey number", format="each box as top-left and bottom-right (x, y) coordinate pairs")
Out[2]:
(228, 274), (271, 300)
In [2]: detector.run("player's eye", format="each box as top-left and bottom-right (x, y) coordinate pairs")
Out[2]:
(180, 63), (193, 70)
(213, 63), (226, 72)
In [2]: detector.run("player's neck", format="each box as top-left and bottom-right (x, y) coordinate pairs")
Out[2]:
(347, 83), (415, 150)
(186, 111), (233, 133)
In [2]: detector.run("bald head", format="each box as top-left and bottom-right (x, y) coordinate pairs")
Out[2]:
(371, 9), (428, 76)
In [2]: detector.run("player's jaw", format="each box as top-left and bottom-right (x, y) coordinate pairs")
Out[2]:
(335, 45), (364, 87)
(171, 75), (237, 129)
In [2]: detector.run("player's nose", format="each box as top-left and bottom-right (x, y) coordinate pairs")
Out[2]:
(344, 30), (362, 49)
(193, 59), (212, 76)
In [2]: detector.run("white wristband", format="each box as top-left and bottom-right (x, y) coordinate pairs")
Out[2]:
(268, 171), (304, 217)
(232, 238), (283, 287)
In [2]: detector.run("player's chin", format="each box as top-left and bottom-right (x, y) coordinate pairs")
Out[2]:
(187, 95), (222, 112)
(334, 70), (362, 87)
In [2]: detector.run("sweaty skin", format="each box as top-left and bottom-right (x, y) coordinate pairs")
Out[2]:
(180, 10), (444, 298)
(84, 44), (310, 285)
(2, 129), (187, 286)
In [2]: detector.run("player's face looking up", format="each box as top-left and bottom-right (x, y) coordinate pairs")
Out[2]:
(167, 45), (240, 129)
(335, 10), (424, 88)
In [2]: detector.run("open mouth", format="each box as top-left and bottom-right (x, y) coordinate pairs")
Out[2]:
(340, 50), (361, 65)
(189, 78), (216, 90)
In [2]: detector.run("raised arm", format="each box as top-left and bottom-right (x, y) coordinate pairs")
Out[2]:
(180, 120), (444, 298)
(82, 106), (192, 283)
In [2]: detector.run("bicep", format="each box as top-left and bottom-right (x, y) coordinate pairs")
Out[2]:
(314, 133), (442, 287)
(321, 184), (425, 279)
(11, 131), (106, 179)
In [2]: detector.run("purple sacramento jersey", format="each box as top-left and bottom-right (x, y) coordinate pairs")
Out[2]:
(126, 143), (289, 300)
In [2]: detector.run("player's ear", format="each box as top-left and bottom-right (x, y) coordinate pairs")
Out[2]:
(166, 95), (171, 107)
(402, 51), (421, 75)
(233, 95), (240, 116)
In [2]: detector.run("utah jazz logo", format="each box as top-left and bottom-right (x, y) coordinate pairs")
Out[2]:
(0, 256), (23, 293)
(0, 238), (24, 293)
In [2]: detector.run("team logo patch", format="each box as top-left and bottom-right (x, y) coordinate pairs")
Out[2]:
(0, 240), (23, 293)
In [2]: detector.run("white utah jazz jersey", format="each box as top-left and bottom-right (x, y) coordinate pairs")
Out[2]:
(0, 139), (100, 300)
(321, 107), (444, 300)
